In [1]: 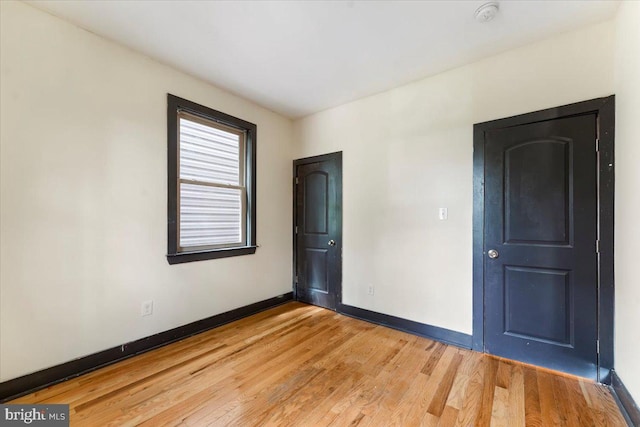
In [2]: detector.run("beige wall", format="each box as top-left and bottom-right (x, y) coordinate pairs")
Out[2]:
(0, 1), (294, 381)
(294, 21), (615, 335)
(614, 0), (640, 402)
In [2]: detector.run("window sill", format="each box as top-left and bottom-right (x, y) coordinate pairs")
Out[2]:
(166, 246), (257, 265)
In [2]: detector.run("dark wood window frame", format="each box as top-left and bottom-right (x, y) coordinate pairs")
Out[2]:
(166, 94), (257, 264)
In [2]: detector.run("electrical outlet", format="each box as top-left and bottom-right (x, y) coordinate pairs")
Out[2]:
(367, 285), (375, 296)
(141, 300), (153, 317)
(438, 207), (448, 220)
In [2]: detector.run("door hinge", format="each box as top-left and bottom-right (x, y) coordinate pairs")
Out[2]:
(597, 339), (600, 354)
(295, 177), (299, 185)
(295, 226), (298, 234)
(294, 275), (298, 283)
(596, 239), (600, 254)
(595, 138), (600, 152)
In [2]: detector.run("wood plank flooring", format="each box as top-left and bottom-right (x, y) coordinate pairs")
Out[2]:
(11, 302), (627, 426)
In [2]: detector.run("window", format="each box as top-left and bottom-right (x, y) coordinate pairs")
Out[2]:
(167, 94), (257, 264)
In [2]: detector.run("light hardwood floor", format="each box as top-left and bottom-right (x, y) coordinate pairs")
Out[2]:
(11, 302), (627, 426)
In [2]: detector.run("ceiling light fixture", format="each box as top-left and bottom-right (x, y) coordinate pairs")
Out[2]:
(474, 2), (500, 23)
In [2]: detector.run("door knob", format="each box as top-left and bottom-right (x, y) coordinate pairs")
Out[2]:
(488, 249), (499, 259)
(328, 240), (336, 246)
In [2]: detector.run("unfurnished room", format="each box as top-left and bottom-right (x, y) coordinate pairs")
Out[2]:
(0, 0), (639, 425)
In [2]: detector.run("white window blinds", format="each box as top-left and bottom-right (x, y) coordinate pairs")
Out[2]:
(178, 113), (246, 250)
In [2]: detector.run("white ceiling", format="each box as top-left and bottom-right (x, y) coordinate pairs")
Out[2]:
(28, 0), (620, 118)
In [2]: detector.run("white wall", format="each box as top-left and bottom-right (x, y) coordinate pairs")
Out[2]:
(294, 21), (615, 335)
(0, 1), (294, 381)
(614, 0), (640, 403)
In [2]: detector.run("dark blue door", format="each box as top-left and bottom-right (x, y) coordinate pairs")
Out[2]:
(295, 153), (342, 310)
(484, 114), (598, 379)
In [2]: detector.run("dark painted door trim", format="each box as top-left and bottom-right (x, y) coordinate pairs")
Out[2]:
(472, 96), (615, 383)
(293, 151), (343, 309)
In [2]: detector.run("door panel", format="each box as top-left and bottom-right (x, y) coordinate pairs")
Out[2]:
(295, 153), (342, 310)
(504, 140), (570, 244)
(304, 172), (328, 234)
(484, 114), (598, 379)
(504, 266), (571, 346)
(305, 248), (328, 292)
